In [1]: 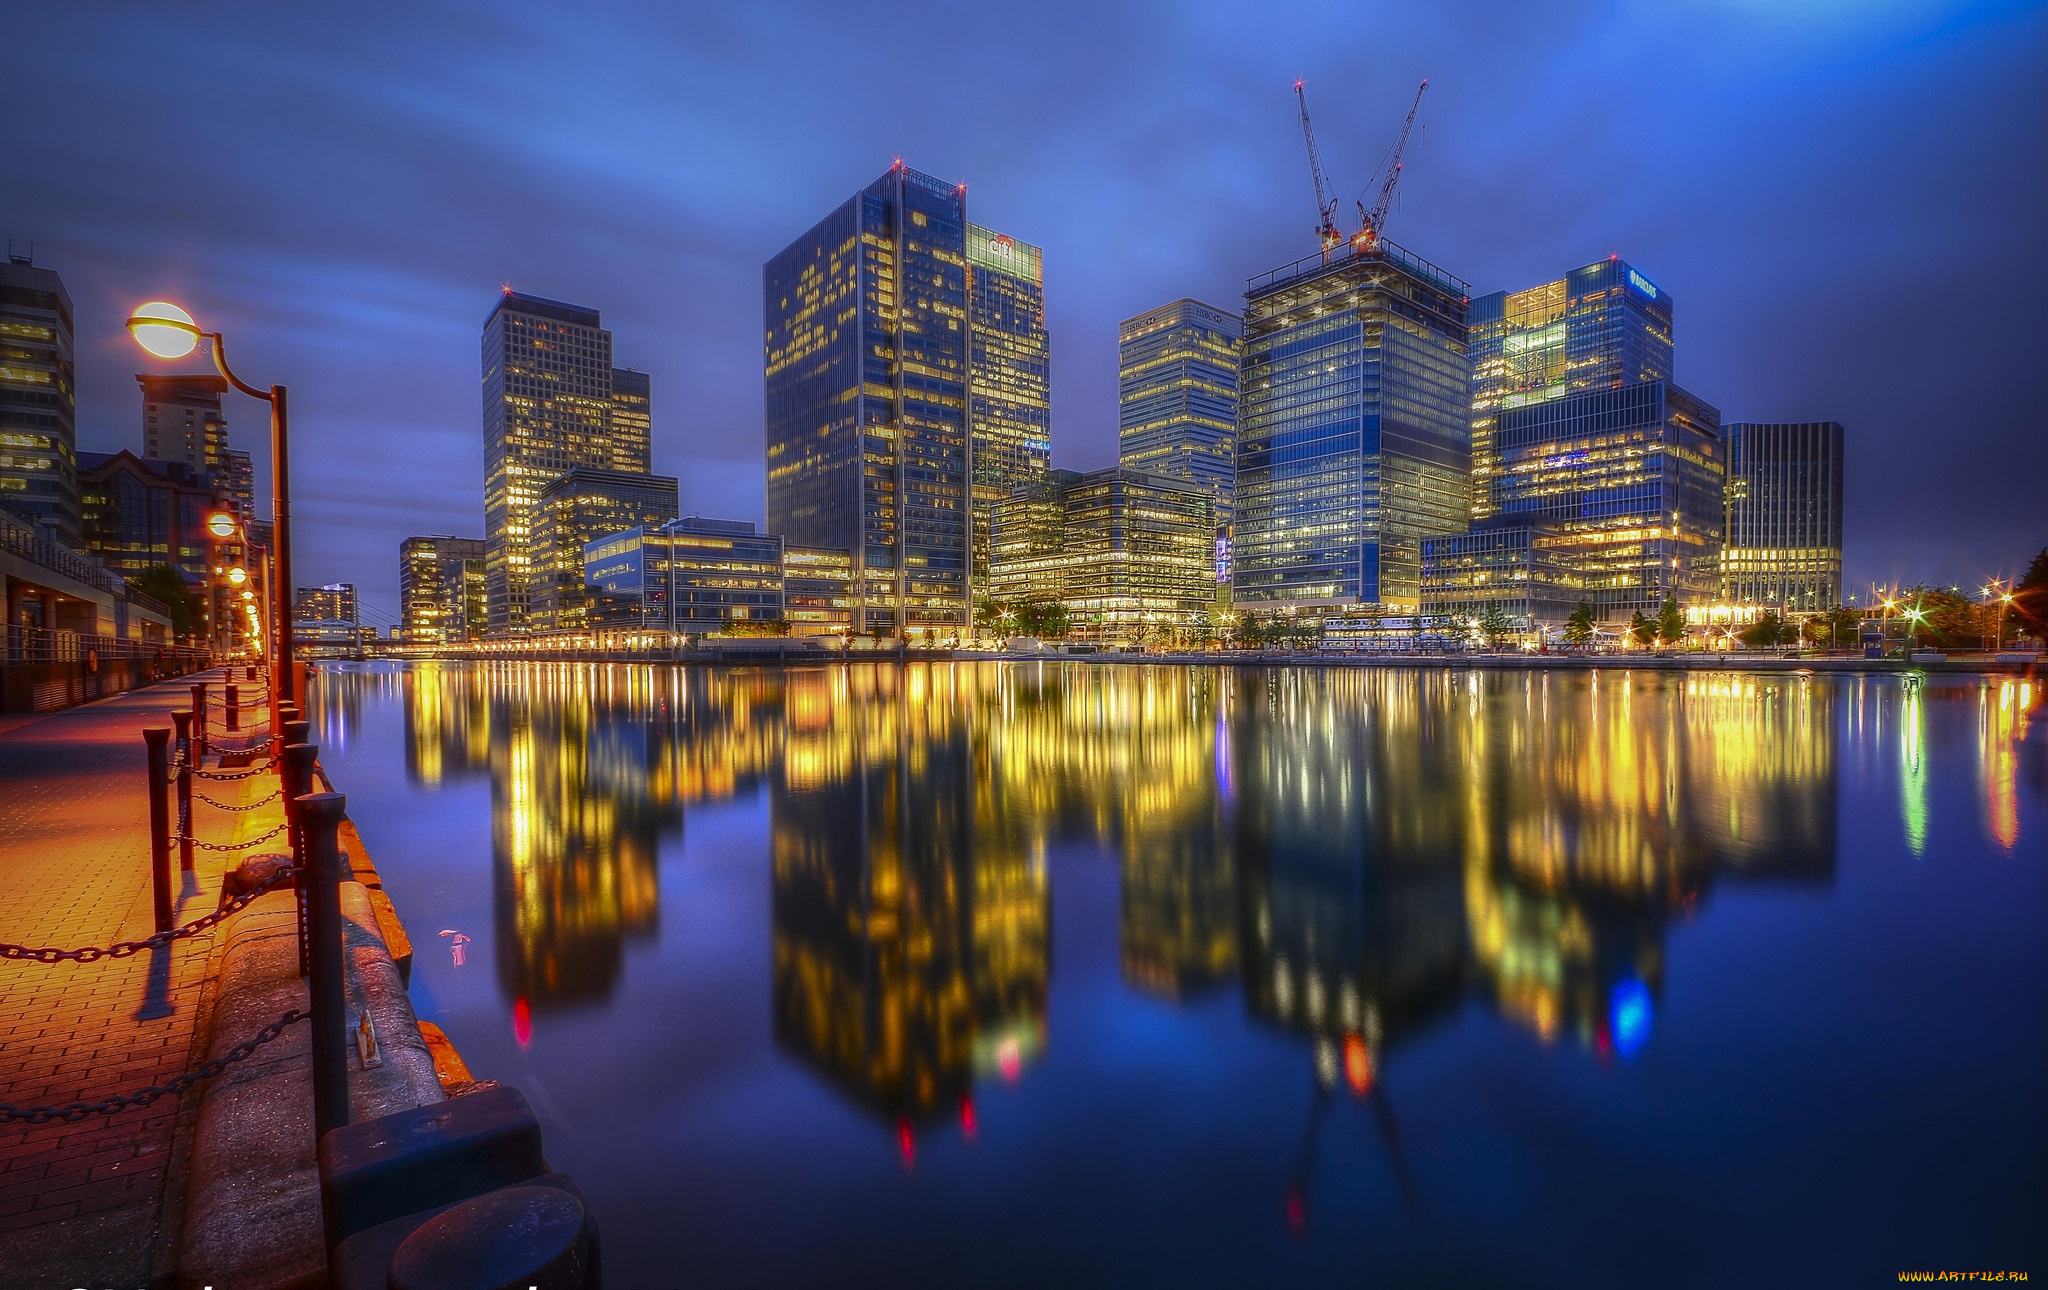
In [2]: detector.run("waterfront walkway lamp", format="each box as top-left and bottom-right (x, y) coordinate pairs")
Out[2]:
(129, 301), (297, 706)
(210, 508), (278, 718)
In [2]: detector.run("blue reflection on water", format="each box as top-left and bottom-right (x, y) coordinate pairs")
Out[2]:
(1610, 980), (1653, 1059)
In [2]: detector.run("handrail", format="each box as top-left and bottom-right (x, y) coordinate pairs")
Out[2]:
(2, 623), (209, 666)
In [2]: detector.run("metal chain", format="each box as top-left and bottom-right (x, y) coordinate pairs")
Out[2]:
(0, 865), (299, 964)
(0, 1010), (306, 1123)
(189, 757), (280, 781)
(173, 822), (288, 852)
(203, 694), (270, 708)
(193, 786), (283, 811)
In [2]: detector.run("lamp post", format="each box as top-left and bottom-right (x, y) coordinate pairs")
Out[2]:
(210, 508), (278, 719)
(129, 302), (295, 707)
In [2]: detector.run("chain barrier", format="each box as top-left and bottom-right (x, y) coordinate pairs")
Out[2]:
(193, 786), (283, 812)
(0, 864), (300, 964)
(0, 1010), (306, 1124)
(203, 693), (271, 709)
(172, 822), (288, 853)
(189, 756), (280, 782)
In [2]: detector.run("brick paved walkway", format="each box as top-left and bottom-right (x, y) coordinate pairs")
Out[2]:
(0, 670), (282, 1285)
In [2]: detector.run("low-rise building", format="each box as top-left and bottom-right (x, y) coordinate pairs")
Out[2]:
(1420, 518), (1582, 638)
(530, 467), (679, 634)
(584, 517), (784, 640)
(989, 467), (1215, 640)
(782, 545), (855, 638)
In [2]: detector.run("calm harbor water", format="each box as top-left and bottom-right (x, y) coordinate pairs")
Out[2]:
(308, 661), (2043, 1288)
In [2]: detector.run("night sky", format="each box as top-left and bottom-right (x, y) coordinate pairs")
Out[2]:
(12, 1), (2045, 621)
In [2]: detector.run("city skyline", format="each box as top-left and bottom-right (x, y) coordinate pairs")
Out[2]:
(10, 2), (2044, 617)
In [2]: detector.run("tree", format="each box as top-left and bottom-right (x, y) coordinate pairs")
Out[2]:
(720, 616), (791, 638)
(1563, 599), (1596, 648)
(1656, 595), (1686, 648)
(1017, 601), (1070, 640)
(2010, 547), (2048, 640)
(129, 563), (205, 638)
(1477, 602), (1515, 650)
(1808, 604), (1859, 649)
(1627, 610), (1653, 650)
(1895, 584), (1980, 649)
(1740, 610), (1784, 650)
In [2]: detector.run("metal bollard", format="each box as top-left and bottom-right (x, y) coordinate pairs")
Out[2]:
(170, 710), (194, 873)
(299, 790), (350, 1141)
(144, 728), (172, 932)
(282, 743), (318, 978)
(190, 682), (209, 757)
(224, 682), (241, 734)
(246, 663), (259, 681)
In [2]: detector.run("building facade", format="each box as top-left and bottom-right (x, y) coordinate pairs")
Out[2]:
(528, 467), (679, 633)
(295, 583), (359, 624)
(76, 449), (242, 646)
(1419, 518), (1582, 636)
(1492, 380), (1725, 620)
(0, 255), (78, 545)
(400, 535), (487, 643)
(609, 368), (652, 475)
(782, 544), (855, 638)
(1720, 421), (1845, 612)
(989, 467), (1215, 637)
(1469, 258), (1674, 521)
(1234, 242), (1474, 612)
(1117, 299), (1242, 538)
(765, 163), (992, 638)
(482, 291), (625, 634)
(965, 224), (1052, 584)
(139, 373), (231, 475)
(584, 517), (785, 637)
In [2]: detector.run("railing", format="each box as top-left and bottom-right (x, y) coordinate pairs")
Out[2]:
(2, 623), (209, 667)
(1245, 236), (1472, 298)
(0, 503), (174, 620)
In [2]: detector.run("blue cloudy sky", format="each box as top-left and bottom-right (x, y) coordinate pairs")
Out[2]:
(11, 0), (2045, 619)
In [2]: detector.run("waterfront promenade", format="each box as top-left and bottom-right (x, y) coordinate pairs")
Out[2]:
(0, 669), (271, 1284)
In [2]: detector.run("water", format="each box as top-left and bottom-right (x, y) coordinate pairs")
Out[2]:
(308, 661), (2044, 1288)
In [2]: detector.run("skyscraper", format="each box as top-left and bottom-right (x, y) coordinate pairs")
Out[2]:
(1117, 299), (1242, 529)
(766, 163), (1008, 638)
(139, 373), (231, 474)
(1720, 421), (1845, 612)
(1469, 258), (1674, 520)
(1492, 381), (1726, 619)
(609, 368), (651, 474)
(0, 254), (78, 544)
(1234, 242), (1474, 611)
(965, 224), (1051, 582)
(482, 291), (620, 634)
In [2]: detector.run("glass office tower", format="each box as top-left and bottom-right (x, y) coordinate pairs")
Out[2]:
(1720, 421), (1845, 612)
(1493, 380), (1725, 620)
(1118, 299), (1242, 528)
(965, 224), (1051, 583)
(482, 291), (622, 634)
(764, 163), (997, 638)
(1234, 242), (1473, 610)
(988, 467), (1215, 637)
(609, 368), (652, 475)
(0, 254), (78, 545)
(1469, 258), (1674, 520)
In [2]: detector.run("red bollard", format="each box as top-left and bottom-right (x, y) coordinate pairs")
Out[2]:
(299, 790), (350, 1141)
(224, 682), (240, 734)
(171, 710), (194, 873)
(190, 682), (209, 757)
(144, 728), (173, 932)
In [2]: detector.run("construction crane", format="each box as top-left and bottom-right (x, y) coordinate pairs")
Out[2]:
(1354, 78), (1429, 251)
(1294, 79), (1344, 256)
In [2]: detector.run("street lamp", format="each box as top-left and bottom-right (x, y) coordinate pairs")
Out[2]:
(128, 301), (296, 706)
(205, 508), (278, 713)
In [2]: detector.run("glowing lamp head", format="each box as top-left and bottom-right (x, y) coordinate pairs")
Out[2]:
(127, 301), (201, 360)
(227, 566), (247, 585)
(206, 511), (238, 539)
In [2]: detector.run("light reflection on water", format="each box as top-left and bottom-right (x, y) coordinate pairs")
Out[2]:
(308, 661), (2043, 1288)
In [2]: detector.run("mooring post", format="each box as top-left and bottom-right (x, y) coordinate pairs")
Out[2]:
(190, 682), (209, 757)
(170, 710), (194, 872)
(299, 789), (350, 1141)
(144, 727), (172, 932)
(282, 742), (318, 978)
(224, 682), (241, 734)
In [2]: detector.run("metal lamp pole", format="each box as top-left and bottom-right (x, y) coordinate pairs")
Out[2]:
(129, 304), (294, 711)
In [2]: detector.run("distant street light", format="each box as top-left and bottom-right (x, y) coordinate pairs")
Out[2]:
(129, 304), (296, 706)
